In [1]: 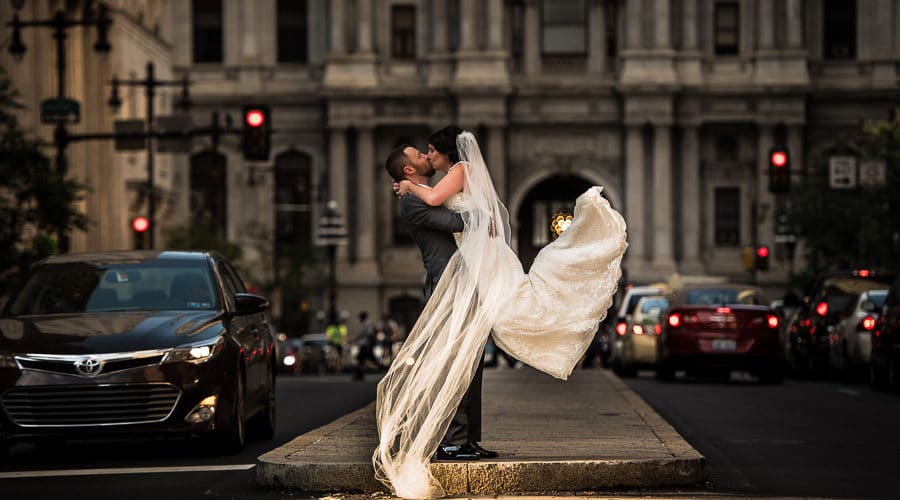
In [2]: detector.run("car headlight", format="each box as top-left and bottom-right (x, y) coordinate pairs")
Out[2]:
(166, 336), (225, 365)
(0, 352), (17, 368)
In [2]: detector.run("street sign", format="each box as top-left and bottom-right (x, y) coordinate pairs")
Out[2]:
(40, 98), (80, 125)
(774, 234), (797, 243)
(156, 115), (192, 153)
(829, 156), (857, 189)
(114, 120), (146, 151)
(315, 213), (348, 246)
(859, 159), (887, 188)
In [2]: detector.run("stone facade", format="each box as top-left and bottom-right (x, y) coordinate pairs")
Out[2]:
(4, 1), (899, 334)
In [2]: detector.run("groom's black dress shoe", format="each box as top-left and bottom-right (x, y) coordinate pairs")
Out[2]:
(468, 442), (499, 459)
(435, 444), (480, 461)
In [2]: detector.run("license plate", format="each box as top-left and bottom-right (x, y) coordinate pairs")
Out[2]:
(712, 339), (736, 351)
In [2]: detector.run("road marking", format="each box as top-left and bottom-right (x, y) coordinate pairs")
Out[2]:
(0, 464), (255, 479)
(838, 388), (860, 397)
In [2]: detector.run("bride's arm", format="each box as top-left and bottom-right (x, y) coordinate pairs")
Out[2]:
(398, 165), (464, 207)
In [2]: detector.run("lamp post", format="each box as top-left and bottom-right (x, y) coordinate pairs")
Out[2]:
(316, 200), (348, 324)
(107, 62), (192, 249)
(6, 0), (113, 252)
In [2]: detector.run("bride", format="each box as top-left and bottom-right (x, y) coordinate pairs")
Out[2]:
(373, 128), (628, 499)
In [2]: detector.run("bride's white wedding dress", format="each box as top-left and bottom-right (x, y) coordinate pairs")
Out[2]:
(374, 132), (628, 499)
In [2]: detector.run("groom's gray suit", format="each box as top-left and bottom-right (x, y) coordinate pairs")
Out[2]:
(400, 193), (484, 447)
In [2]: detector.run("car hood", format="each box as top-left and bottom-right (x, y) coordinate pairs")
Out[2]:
(0, 311), (226, 355)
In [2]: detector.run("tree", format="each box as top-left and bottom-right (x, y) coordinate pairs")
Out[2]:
(789, 109), (900, 273)
(0, 69), (87, 296)
(166, 217), (244, 263)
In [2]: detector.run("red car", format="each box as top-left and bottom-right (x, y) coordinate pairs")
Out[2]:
(656, 284), (783, 384)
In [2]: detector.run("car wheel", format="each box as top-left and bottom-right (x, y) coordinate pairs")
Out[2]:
(0, 439), (9, 462)
(250, 360), (277, 440)
(221, 372), (246, 454)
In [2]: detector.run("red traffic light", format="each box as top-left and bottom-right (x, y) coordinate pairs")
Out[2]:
(770, 150), (788, 167)
(132, 216), (150, 233)
(245, 109), (265, 127)
(756, 245), (769, 258)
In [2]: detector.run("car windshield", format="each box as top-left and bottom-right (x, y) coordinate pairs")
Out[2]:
(868, 290), (888, 308)
(6, 261), (220, 315)
(684, 289), (753, 306)
(639, 298), (668, 318)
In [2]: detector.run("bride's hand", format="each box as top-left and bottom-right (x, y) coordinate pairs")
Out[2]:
(392, 182), (402, 198)
(397, 180), (413, 196)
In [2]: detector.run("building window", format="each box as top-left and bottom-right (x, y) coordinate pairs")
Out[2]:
(391, 5), (416, 59)
(714, 187), (740, 247)
(189, 151), (227, 238)
(824, 0), (856, 59)
(192, 0), (223, 63)
(714, 2), (739, 55)
(542, 0), (586, 55)
(274, 151), (313, 248)
(277, 0), (308, 63)
(715, 136), (738, 161)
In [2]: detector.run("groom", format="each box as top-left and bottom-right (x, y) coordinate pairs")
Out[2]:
(385, 144), (498, 461)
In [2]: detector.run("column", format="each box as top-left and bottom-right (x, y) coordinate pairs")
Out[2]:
(654, 0), (671, 49)
(758, 0), (775, 50)
(626, 0), (642, 49)
(356, 0), (373, 53)
(588, 0), (608, 74)
(432, 0), (448, 53)
(328, 127), (348, 220)
(486, 0), (504, 51)
(682, 0), (698, 50)
(651, 125), (675, 270)
(680, 125), (702, 272)
(330, 0), (346, 54)
(356, 127), (376, 261)
(487, 126), (506, 201)
(625, 126), (646, 263)
(785, 0), (803, 49)
(523, 0), (541, 75)
(459, 0), (477, 51)
(787, 125), (804, 180)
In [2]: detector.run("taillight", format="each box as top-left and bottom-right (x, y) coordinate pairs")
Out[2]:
(767, 315), (779, 329)
(815, 302), (829, 316)
(632, 325), (643, 335)
(860, 316), (876, 331)
(716, 307), (732, 314)
(654, 324), (661, 335)
(615, 322), (627, 336)
(668, 313), (681, 328)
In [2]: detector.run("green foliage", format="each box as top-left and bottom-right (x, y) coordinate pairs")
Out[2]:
(790, 110), (900, 273)
(165, 217), (244, 262)
(0, 69), (88, 295)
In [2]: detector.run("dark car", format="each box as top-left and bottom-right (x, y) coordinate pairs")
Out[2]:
(788, 270), (894, 379)
(0, 251), (276, 458)
(871, 275), (900, 390)
(656, 284), (783, 383)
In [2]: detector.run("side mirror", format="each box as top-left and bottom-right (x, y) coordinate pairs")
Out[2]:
(234, 293), (269, 315)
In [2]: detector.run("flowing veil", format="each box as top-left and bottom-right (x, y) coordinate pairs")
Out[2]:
(373, 131), (627, 498)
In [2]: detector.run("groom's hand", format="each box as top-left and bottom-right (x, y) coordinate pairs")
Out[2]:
(392, 182), (402, 198)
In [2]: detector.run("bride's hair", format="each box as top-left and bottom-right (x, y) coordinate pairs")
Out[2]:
(428, 126), (462, 164)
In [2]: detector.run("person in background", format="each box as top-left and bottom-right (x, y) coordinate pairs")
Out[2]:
(353, 311), (377, 380)
(326, 319), (348, 374)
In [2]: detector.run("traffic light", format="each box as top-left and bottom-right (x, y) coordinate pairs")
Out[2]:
(241, 105), (271, 161)
(769, 148), (790, 193)
(755, 245), (770, 271)
(132, 216), (149, 249)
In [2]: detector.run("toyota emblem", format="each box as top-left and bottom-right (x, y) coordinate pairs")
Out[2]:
(74, 357), (102, 376)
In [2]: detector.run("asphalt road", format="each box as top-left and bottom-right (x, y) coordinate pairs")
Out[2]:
(623, 372), (900, 499)
(0, 373), (380, 500)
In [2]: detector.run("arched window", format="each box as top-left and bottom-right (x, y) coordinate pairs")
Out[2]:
(274, 150), (313, 248)
(189, 151), (227, 238)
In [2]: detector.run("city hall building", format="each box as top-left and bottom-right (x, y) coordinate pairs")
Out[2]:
(3, 1), (898, 333)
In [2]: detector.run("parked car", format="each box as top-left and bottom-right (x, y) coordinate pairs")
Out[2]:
(788, 271), (894, 378)
(610, 295), (667, 377)
(656, 284), (783, 383)
(297, 333), (340, 375)
(829, 289), (888, 381)
(0, 251), (276, 458)
(601, 285), (666, 369)
(871, 275), (900, 390)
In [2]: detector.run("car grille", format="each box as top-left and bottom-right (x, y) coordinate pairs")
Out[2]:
(1, 384), (181, 427)
(16, 354), (166, 376)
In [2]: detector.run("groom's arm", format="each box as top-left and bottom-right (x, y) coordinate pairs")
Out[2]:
(401, 195), (465, 233)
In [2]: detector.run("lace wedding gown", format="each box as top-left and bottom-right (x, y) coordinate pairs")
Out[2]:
(374, 132), (628, 499)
